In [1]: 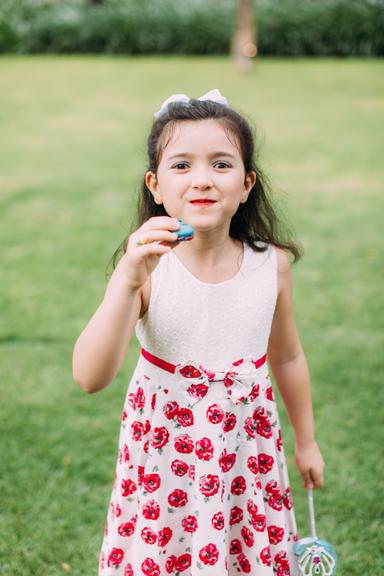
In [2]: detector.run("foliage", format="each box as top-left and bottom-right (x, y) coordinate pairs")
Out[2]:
(0, 0), (383, 55)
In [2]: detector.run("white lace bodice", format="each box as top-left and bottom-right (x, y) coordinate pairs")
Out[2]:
(135, 242), (278, 372)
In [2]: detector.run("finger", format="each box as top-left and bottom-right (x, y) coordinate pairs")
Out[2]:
(142, 216), (181, 232)
(134, 242), (172, 256)
(311, 470), (324, 489)
(135, 230), (180, 246)
(159, 239), (181, 248)
(302, 471), (314, 490)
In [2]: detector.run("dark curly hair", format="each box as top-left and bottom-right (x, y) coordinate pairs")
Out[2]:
(108, 98), (302, 275)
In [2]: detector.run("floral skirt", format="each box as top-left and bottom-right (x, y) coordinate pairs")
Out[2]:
(99, 350), (299, 576)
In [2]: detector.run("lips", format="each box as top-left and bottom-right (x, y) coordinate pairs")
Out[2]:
(190, 199), (216, 204)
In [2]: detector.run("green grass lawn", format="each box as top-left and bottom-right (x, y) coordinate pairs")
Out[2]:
(0, 56), (383, 575)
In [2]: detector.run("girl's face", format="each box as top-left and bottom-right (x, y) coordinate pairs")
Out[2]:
(146, 119), (256, 232)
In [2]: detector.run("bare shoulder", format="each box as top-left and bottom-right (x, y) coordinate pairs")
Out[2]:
(274, 246), (292, 296)
(139, 275), (151, 319)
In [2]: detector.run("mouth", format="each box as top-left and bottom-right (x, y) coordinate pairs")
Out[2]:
(189, 200), (217, 206)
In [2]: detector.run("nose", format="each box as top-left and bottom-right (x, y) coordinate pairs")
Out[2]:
(191, 167), (213, 189)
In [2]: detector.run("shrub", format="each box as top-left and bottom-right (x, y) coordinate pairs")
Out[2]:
(0, 0), (383, 56)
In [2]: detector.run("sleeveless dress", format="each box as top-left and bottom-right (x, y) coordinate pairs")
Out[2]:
(99, 242), (299, 576)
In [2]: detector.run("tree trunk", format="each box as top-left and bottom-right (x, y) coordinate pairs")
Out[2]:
(231, 0), (257, 72)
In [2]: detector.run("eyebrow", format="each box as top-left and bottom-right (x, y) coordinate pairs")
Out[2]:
(167, 151), (237, 161)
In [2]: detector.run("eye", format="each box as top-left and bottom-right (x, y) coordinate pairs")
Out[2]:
(172, 162), (189, 170)
(214, 161), (231, 169)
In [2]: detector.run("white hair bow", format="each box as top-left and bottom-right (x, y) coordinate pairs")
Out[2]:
(154, 89), (229, 118)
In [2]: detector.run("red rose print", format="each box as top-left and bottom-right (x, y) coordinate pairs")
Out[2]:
(122, 409), (128, 421)
(223, 371), (238, 388)
(136, 387), (145, 409)
(229, 505), (243, 526)
(128, 392), (136, 410)
(118, 521), (135, 537)
(199, 474), (220, 497)
(251, 513), (266, 532)
(222, 411), (237, 432)
(231, 475), (246, 495)
(158, 526), (173, 547)
(131, 421), (144, 441)
(211, 511), (224, 530)
(256, 421), (273, 439)
(199, 542), (219, 566)
(219, 449), (236, 472)
(268, 525), (285, 545)
(195, 437), (214, 461)
(141, 526), (157, 544)
(187, 382), (209, 400)
(206, 403), (225, 423)
(229, 539), (243, 554)
(247, 498), (258, 516)
(182, 514), (198, 533)
(244, 417), (257, 438)
(124, 565), (134, 576)
(142, 500), (160, 520)
(123, 443), (130, 462)
(283, 488), (293, 510)
(143, 419), (151, 435)
(176, 407), (194, 427)
(121, 478), (137, 497)
(168, 488), (188, 508)
(221, 478), (225, 502)
(268, 495), (283, 511)
(265, 386), (274, 401)
(171, 459), (189, 476)
(274, 551), (290, 567)
(137, 465), (145, 485)
(115, 503), (122, 518)
(188, 464), (195, 480)
(241, 525), (255, 547)
(150, 426), (170, 450)
(253, 406), (269, 422)
(175, 553), (192, 572)
(249, 383), (260, 401)
(238, 552), (251, 573)
(163, 400), (179, 420)
(165, 555), (176, 574)
(151, 393), (156, 410)
(260, 546), (272, 566)
(277, 428), (283, 451)
(107, 547), (124, 567)
(247, 455), (259, 475)
(174, 434), (194, 454)
(144, 439), (150, 453)
(258, 453), (274, 474)
(141, 556), (160, 576)
(265, 479), (281, 497)
(277, 566), (291, 576)
(180, 365), (202, 378)
(143, 473), (161, 493)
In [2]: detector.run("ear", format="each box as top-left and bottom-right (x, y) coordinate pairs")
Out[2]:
(241, 171), (257, 203)
(145, 171), (163, 205)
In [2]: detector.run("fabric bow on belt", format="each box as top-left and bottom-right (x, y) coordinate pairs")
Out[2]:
(175, 356), (267, 406)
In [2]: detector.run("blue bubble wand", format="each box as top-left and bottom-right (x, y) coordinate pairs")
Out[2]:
(294, 489), (337, 576)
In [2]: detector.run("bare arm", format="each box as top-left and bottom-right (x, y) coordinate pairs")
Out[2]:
(267, 248), (325, 488)
(72, 215), (181, 394)
(72, 255), (143, 394)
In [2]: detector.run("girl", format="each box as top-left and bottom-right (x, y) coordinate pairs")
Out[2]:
(73, 89), (324, 576)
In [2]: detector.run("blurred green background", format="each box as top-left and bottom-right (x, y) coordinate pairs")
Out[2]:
(1, 54), (383, 575)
